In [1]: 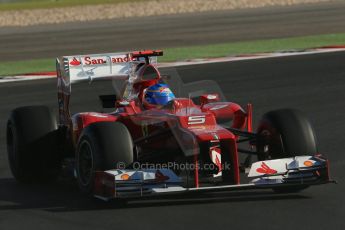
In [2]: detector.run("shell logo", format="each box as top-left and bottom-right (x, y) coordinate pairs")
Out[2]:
(303, 160), (314, 167)
(121, 174), (130, 180)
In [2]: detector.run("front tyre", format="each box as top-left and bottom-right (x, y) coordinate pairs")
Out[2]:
(257, 109), (318, 193)
(76, 122), (133, 194)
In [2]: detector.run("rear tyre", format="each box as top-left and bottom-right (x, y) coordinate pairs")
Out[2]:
(7, 106), (61, 183)
(76, 122), (134, 194)
(257, 109), (318, 193)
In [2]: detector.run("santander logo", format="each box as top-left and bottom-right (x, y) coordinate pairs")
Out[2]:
(69, 56), (138, 67)
(84, 56), (107, 65)
(69, 57), (81, 66)
(256, 162), (277, 175)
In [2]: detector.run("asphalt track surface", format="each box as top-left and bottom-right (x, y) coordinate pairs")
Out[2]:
(0, 51), (344, 229)
(1, 1), (345, 61)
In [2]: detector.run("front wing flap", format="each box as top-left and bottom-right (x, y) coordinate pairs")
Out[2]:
(248, 155), (330, 186)
(93, 155), (332, 201)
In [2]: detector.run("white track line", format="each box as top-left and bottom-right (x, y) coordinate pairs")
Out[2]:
(0, 75), (55, 83)
(1, 47), (345, 83)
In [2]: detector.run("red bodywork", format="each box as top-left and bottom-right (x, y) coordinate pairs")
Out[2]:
(53, 50), (333, 199)
(58, 51), (251, 187)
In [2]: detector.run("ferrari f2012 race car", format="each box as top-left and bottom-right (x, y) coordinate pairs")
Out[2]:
(7, 50), (334, 201)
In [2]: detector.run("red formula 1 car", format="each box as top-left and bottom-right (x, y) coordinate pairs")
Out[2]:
(7, 50), (333, 201)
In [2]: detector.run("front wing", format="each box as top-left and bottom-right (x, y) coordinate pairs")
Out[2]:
(93, 155), (333, 201)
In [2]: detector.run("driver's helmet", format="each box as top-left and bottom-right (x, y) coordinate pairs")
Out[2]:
(144, 83), (175, 107)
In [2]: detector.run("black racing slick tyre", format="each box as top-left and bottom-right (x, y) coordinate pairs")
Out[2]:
(7, 106), (61, 183)
(76, 122), (134, 194)
(257, 109), (318, 193)
(257, 109), (317, 160)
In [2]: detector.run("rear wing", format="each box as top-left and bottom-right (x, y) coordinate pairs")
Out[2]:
(56, 50), (162, 94)
(56, 50), (162, 126)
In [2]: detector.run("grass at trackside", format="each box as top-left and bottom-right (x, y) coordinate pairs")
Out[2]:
(0, 59), (54, 76)
(162, 33), (345, 62)
(1, 33), (345, 76)
(0, 0), (153, 11)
